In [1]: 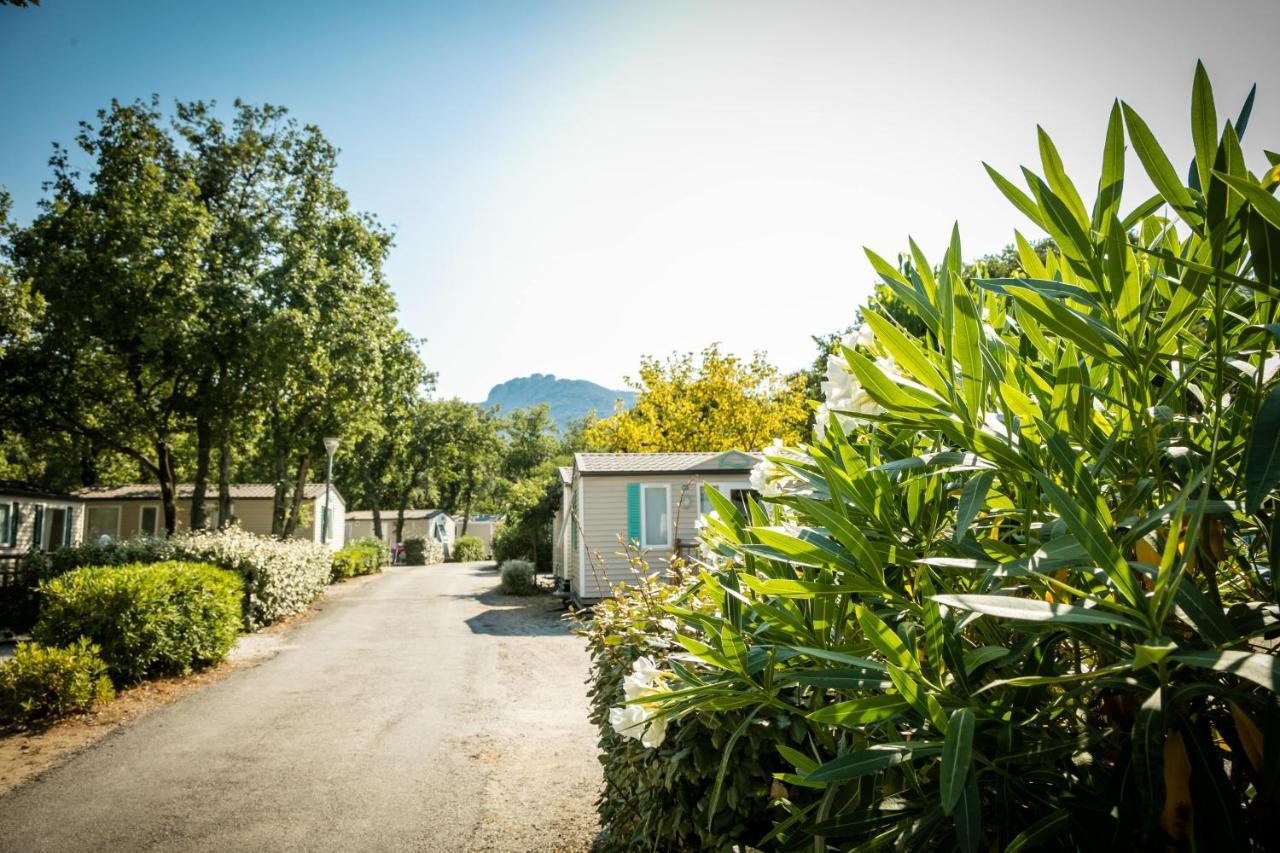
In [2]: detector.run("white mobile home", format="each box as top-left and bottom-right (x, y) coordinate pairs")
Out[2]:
(555, 451), (760, 603)
(0, 482), (84, 556)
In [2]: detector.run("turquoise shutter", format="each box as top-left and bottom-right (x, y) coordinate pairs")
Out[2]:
(626, 483), (641, 545)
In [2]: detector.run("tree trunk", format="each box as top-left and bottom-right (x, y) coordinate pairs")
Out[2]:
(395, 498), (407, 542)
(271, 457), (290, 536)
(217, 440), (233, 527)
(190, 415), (213, 529)
(371, 506), (383, 540)
(460, 470), (473, 536)
(282, 454), (312, 537)
(156, 440), (179, 536)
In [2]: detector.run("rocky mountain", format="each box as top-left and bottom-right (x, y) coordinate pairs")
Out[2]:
(482, 374), (635, 430)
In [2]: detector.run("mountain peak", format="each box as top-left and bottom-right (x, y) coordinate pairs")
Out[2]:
(483, 374), (635, 429)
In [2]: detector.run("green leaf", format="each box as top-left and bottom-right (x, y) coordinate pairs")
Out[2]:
(806, 694), (909, 727)
(940, 708), (976, 815)
(1190, 60), (1218, 194)
(932, 594), (1144, 629)
(954, 470), (994, 543)
(1004, 810), (1071, 852)
(777, 744), (818, 774)
(1038, 125), (1090, 230)
(983, 162), (1048, 231)
(1122, 102), (1202, 230)
(1245, 384), (1280, 514)
(1035, 473), (1141, 607)
(954, 768), (981, 853)
(1172, 649), (1280, 692)
(1216, 171), (1280, 232)
(1092, 101), (1126, 233)
(857, 605), (919, 671)
(740, 576), (885, 599)
(788, 669), (893, 690)
(953, 285), (985, 418)
(804, 741), (942, 783)
(863, 310), (948, 395)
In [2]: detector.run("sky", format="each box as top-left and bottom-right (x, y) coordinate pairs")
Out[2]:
(2, 0), (1278, 401)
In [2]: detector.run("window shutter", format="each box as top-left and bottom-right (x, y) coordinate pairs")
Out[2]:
(10, 503), (20, 548)
(626, 483), (641, 545)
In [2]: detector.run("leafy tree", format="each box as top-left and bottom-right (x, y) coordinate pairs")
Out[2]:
(584, 344), (808, 452)
(5, 98), (213, 532)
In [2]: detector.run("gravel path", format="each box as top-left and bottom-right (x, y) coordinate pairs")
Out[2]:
(0, 562), (602, 852)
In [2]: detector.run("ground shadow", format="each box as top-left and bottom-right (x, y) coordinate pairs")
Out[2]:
(460, 585), (575, 637)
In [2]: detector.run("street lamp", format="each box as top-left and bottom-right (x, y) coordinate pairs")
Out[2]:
(322, 436), (340, 544)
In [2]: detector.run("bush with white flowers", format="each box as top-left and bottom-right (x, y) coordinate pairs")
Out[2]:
(40, 527), (332, 631)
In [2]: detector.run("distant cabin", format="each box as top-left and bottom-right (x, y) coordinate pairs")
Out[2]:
(459, 515), (502, 559)
(345, 509), (455, 555)
(0, 481), (85, 557)
(553, 451), (761, 603)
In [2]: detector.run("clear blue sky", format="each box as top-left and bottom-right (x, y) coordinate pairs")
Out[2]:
(3, 1), (1278, 400)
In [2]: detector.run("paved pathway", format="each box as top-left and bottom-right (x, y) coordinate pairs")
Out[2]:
(0, 562), (601, 852)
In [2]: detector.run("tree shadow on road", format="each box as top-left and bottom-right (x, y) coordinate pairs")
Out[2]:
(458, 586), (574, 637)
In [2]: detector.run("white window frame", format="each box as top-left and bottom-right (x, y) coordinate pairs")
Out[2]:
(0, 502), (11, 548)
(639, 483), (672, 549)
(139, 503), (162, 537)
(85, 505), (122, 541)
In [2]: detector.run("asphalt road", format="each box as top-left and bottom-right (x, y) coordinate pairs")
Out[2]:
(0, 562), (601, 852)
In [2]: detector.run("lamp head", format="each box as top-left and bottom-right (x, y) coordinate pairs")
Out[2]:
(323, 436), (340, 456)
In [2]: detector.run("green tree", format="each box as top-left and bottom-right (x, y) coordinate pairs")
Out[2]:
(6, 98), (212, 532)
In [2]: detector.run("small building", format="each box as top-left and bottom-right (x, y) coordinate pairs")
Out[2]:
(555, 451), (761, 603)
(459, 514), (502, 558)
(550, 466), (573, 578)
(74, 483), (346, 550)
(0, 481), (84, 556)
(345, 509), (455, 554)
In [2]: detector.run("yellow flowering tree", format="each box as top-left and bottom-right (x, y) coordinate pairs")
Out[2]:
(583, 344), (807, 452)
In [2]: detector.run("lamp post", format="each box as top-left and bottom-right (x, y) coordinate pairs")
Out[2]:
(322, 436), (340, 544)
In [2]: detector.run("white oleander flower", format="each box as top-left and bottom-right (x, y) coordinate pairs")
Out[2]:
(609, 656), (671, 748)
(846, 323), (876, 351)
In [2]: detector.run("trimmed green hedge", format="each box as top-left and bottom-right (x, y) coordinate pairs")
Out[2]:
(35, 562), (243, 684)
(451, 535), (485, 562)
(0, 639), (115, 724)
(331, 541), (384, 581)
(34, 527), (332, 630)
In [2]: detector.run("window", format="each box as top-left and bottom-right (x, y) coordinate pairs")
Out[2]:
(47, 507), (70, 548)
(698, 484), (760, 517)
(0, 503), (11, 547)
(640, 484), (671, 548)
(140, 505), (160, 537)
(31, 504), (45, 550)
(86, 506), (120, 542)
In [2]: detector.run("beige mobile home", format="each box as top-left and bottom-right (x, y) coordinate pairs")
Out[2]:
(557, 451), (761, 603)
(75, 483), (346, 549)
(459, 515), (501, 558)
(345, 509), (455, 554)
(0, 482), (84, 556)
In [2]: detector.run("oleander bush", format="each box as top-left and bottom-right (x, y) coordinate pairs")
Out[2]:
(622, 65), (1280, 850)
(37, 527), (333, 630)
(35, 561), (242, 684)
(350, 535), (391, 568)
(452, 535), (485, 563)
(331, 540), (384, 581)
(0, 639), (114, 724)
(497, 559), (538, 595)
(401, 536), (443, 565)
(582, 569), (799, 851)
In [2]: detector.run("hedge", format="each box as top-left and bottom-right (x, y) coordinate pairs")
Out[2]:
(402, 537), (443, 566)
(451, 535), (485, 562)
(580, 572), (792, 850)
(0, 639), (115, 724)
(332, 540), (384, 581)
(35, 527), (334, 630)
(35, 561), (243, 684)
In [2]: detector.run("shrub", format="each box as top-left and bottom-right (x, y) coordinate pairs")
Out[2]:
(331, 540), (384, 581)
(400, 537), (443, 565)
(646, 66), (1280, 850)
(35, 562), (243, 684)
(580, 568), (794, 850)
(0, 639), (114, 724)
(42, 527), (334, 630)
(451, 535), (485, 563)
(349, 535), (390, 568)
(497, 559), (538, 595)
